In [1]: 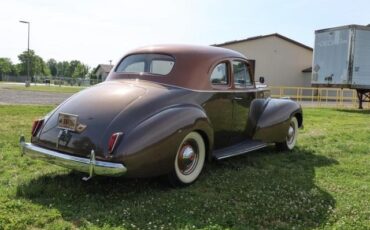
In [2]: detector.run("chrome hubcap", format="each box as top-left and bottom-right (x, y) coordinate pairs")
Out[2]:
(287, 123), (295, 144)
(178, 144), (198, 175)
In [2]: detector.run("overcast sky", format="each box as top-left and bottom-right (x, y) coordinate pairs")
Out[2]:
(1, 0), (369, 68)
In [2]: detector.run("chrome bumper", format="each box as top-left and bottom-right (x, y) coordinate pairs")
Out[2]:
(19, 136), (127, 177)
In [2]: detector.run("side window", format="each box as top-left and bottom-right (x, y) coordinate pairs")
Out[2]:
(150, 60), (174, 75)
(124, 62), (145, 72)
(210, 63), (228, 85)
(233, 61), (252, 88)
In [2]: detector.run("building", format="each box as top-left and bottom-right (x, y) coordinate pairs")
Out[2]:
(93, 64), (114, 81)
(214, 33), (313, 87)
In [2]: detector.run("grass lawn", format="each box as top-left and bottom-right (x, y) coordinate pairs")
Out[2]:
(0, 106), (369, 229)
(0, 83), (85, 94)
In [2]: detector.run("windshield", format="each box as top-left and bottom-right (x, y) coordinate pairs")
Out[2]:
(115, 54), (175, 75)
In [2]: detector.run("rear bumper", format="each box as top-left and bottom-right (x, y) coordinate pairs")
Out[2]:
(19, 136), (127, 176)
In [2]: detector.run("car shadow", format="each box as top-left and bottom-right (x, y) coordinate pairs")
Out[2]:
(16, 147), (337, 229)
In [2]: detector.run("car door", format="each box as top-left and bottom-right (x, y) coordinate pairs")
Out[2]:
(203, 62), (234, 149)
(230, 60), (256, 145)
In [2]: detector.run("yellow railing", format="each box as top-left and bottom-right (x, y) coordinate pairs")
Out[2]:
(269, 86), (370, 109)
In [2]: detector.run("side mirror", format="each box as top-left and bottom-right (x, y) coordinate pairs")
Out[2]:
(259, 76), (265, 84)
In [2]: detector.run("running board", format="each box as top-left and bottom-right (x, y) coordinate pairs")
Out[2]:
(213, 140), (267, 160)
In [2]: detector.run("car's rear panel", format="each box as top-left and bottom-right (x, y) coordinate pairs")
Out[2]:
(31, 80), (193, 162)
(32, 81), (147, 160)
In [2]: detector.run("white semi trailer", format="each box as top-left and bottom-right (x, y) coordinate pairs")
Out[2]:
(312, 25), (370, 108)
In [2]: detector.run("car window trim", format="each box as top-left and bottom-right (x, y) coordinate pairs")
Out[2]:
(231, 59), (254, 89)
(209, 61), (232, 90)
(115, 53), (176, 76)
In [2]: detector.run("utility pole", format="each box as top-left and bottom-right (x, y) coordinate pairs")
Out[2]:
(19, 20), (30, 87)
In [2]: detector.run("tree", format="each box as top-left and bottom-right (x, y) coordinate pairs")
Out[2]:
(15, 50), (90, 80)
(18, 50), (49, 77)
(11, 64), (21, 76)
(72, 63), (89, 78)
(67, 60), (89, 78)
(68, 60), (80, 78)
(56, 61), (70, 77)
(42, 60), (51, 77)
(46, 58), (58, 77)
(0, 58), (12, 80)
(88, 66), (98, 80)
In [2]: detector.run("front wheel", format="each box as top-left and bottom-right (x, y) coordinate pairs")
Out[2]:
(276, 116), (299, 151)
(168, 132), (206, 186)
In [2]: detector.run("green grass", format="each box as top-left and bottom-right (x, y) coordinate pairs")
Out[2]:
(0, 84), (85, 93)
(0, 106), (369, 229)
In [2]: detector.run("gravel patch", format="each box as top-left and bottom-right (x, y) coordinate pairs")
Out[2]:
(0, 87), (73, 105)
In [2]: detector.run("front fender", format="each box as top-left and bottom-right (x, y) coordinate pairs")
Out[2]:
(113, 105), (213, 177)
(248, 98), (302, 143)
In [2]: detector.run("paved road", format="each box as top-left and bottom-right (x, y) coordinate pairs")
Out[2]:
(0, 85), (74, 105)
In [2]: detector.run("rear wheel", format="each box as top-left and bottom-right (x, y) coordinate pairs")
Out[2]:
(276, 116), (298, 151)
(169, 132), (205, 186)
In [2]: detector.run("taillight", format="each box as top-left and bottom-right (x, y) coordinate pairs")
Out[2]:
(108, 132), (123, 154)
(31, 119), (44, 136)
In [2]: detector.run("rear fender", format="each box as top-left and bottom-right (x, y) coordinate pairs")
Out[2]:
(113, 105), (213, 177)
(247, 98), (302, 143)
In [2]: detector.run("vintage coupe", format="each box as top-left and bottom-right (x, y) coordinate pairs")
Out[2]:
(20, 45), (303, 185)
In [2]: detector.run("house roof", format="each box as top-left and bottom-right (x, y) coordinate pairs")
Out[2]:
(94, 64), (114, 74)
(213, 33), (313, 51)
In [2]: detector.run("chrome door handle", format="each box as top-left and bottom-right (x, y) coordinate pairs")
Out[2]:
(233, 97), (243, 100)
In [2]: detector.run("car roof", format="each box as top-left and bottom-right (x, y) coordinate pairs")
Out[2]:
(130, 44), (245, 59)
(108, 44), (248, 90)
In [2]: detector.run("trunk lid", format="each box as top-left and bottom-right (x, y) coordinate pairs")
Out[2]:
(35, 81), (146, 159)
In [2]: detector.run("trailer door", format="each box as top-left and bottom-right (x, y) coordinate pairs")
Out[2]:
(352, 29), (370, 89)
(312, 29), (351, 86)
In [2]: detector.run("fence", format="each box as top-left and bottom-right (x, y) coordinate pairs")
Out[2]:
(1, 76), (369, 109)
(270, 86), (370, 109)
(1, 75), (103, 86)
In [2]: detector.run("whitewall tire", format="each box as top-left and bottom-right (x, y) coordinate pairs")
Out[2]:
(276, 116), (299, 151)
(169, 132), (205, 186)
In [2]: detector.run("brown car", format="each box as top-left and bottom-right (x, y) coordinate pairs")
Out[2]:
(20, 44), (303, 186)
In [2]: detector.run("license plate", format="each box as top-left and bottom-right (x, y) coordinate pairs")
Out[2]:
(58, 113), (79, 131)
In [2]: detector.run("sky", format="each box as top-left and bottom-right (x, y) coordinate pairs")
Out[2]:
(1, 0), (370, 68)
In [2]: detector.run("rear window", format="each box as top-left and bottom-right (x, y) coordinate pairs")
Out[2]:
(116, 54), (175, 75)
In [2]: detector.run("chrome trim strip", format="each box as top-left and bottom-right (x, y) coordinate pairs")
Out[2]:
(112, 79), (268, 93)
(216, 144), (268, 160)
(19, 137), (126, 176)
